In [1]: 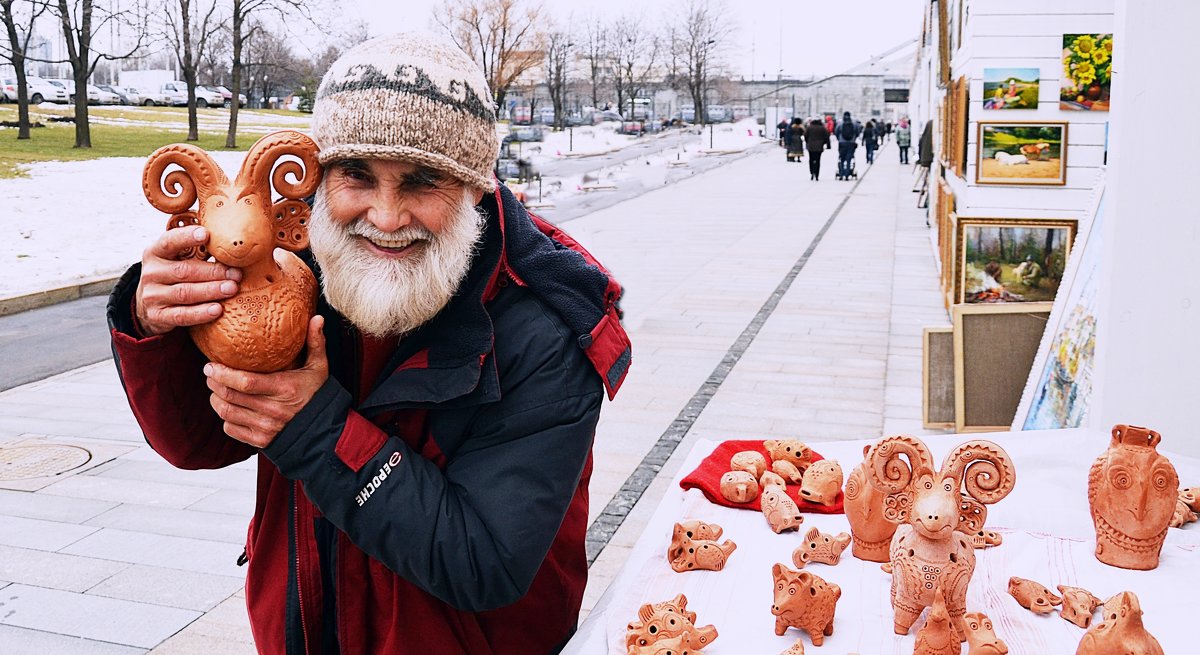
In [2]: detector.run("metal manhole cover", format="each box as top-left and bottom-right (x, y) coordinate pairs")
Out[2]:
(0, 444), (93, 481)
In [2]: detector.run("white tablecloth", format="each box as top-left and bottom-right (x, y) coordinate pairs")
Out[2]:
(563, 428), (1200, 654)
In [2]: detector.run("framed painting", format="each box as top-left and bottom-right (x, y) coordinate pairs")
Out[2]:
(953, 302), (1053, 432)
(983, 67), (1039, 110)
(975, 121), (1067, 186)
(1060, 34), (1112, 111)
(954, 218), (1077, 305)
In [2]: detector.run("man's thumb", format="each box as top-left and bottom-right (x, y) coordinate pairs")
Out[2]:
(305, 315), (326, 369)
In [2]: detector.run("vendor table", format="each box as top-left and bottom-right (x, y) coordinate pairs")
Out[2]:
(563, 428), (1200, 654)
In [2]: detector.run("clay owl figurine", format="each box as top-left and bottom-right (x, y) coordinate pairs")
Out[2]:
(761, 486), (804, 533)
(1088, 425), (1178, 570)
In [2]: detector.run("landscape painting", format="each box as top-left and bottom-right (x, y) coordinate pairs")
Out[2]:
(983, 68), (1040, 109)
(1061, 33), (1113, 111)
(976, 122), (1067, 185)
(957, 219), (1076, 304)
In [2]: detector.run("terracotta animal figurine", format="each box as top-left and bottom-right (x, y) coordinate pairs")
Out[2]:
(959, 494), (1003, 548)
(625, 594), (718, 653)
(720, 470), (759, 504)
(1180, 486), (1200, 512)
(1076, 591), (1164, 655)
(844, 445), (896, 563)
(669, 534), (737, 573)
(142, 131), (322, 372)
(769, 563), (840, 645)
(731, 450), (768, 479)
(780, 639), (806, 655)
(772, 460), (805, 484)
(1170, 498), (1196, 528)
(1057, 585), (1103, 629)
(799, 459), (843, 506)
(764, 439), (813, 472)
(668, 521), (723, 563)
(760, 470), (787, 489)
(864, 435), (1016, 639)
(791, 527), (850, 568)
(963, 612), (1008, 654)
(913, 584), (956, 655)
(1007, 577), (1061, 614)
(1088, 425), (1178, 570)
(761, 486), (804, 533)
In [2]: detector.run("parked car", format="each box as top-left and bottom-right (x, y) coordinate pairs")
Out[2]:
(705, 104), (731, 122)
(511, 105), (532, 125)
(536, 106), (555, 124)
(510, 124), (544, 142)
(89, 84), (121, 105)
(592, 109), (623, 123)
(194, 85), (227, 108)
(617, 120), (645, 136)
(213, 85), (247, 108)
(98, 84), (143, 105)
(160, 81), (222, 107)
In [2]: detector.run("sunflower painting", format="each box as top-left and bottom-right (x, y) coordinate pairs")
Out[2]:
(1060, 34), (1113, 111)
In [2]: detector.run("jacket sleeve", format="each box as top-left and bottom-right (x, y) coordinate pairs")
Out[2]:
(262, 329), (603, 612)
(107, 264), (257, 470)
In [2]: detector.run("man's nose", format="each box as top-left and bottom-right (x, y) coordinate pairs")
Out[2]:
(366, 195), (412, 233)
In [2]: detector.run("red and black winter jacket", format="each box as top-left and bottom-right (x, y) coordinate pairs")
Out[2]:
(106, 184), (631, 654)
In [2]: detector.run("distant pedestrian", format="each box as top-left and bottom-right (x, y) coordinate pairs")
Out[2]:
(863, 120), (878, 164)
(786, 117), (806, 162)
(836, 111), (858, 179)
(777, 119), (789, 147)
(805, 118), (831, 180)
(824, 114), (835, 138)
(896, 118), (911, 164)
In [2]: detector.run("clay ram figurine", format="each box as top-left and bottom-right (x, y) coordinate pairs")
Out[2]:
(1088, 425), (1178, 570)
(863, 435), (1016, 639)
(142, 130), (322, 372)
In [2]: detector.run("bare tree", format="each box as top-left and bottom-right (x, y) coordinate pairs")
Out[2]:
(670, 0), (731, 125)
(435, 0), (545, 113)
(0, 0), (50, 139)
(164, 0), (224, 141)
(52, 0), (149, 147)
(609, 16), (658, 121)
(226, 0), (310, 148)
(543, 26), (570, 129)
(578, 15), (606, 109)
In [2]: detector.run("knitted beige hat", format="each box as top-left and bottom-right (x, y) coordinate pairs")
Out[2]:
(312, 32), (499, 192)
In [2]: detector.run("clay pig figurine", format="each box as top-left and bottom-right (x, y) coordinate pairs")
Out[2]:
(1007, 577), (1062, 614)
(1057, 585), (1103, 629)
(625, 594), (718, 653)
(770, 563), (840, 645)
(720, 470), (759, 504)
(1075, 591), (1164, 655)
(761, 486), (804, 533)
(963, 612), (1008, 655)
(1088, 424), (1178, 570)
(799, 459), (843, 506)
(843, 445), (896, 563)
(913, 585), (956, 655)
(669, 533), (737, 573)
(731, 450), (768, 479)
(791, 527), (850, 568)
(668, 521), (723, 563)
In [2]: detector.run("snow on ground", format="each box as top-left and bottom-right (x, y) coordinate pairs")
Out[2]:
(0, 118), (768, 298)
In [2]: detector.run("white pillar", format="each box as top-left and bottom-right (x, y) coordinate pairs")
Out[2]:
(1095, 0), (1200, 454)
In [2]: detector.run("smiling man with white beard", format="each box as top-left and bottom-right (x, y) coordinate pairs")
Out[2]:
(107, 31), (631, 655)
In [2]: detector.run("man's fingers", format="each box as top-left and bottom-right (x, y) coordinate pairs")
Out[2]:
(204, 362), (274, 396)
(147, 302), (224, 327)
(148, 225), (208, 259)
(303, 316), (327, 372)
(150, 279), (238, 307)
(209, 392), (284, 436)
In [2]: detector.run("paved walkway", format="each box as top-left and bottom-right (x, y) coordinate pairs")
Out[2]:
(0, 140), (948, 652)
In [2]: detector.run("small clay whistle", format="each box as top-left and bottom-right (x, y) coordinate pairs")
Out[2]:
(963, 612), (1008, 654)
(1169, 498), (1196, 528)
(1007, 577), (1062, 614)
(913, 584), (957, 655)
(1057, 585), (1103, 629)
(772, 459), (805, 484)
(720, 470), (759, 504)
(764, 439), (813, 472)
(1180, 486), (1200, 512)
(791, 527), (850, 568)
(770, 563), (840, 645)
(669, 534), (736, 573)
(668, 521), (723, 563)
(1076, 591), (1164, 655)
(731, 450), (768, 479)
(760, 470), (787, 490)
(780, 639), (805, 655)
(798, 459), (843, 506)
(625, 594), (718, 654)
(761, 486), (803, 533)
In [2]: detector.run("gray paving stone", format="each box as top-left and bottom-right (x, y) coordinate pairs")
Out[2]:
(0, 584), (199, 649)
(0, 544), (131, 592)
(0, 625), (144, 655)
(0, 515), (100, 551)
(61, 528), (245, 577)
(38, 475), (218, 509)
(84, 504), (249, 545)
(86, 565), (245, 612)
(86, 459), (255, 492)
(184, 489), (255, 517)
(0, 489), (117, 524)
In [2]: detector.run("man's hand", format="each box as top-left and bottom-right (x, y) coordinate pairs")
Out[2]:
(205, 316), (329, 448)
(135, 226), (242, 336)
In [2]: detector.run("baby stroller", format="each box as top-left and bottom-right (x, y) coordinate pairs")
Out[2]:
(836, 140), (858, 180)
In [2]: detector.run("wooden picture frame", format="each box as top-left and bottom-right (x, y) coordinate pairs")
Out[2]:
(923, 327), (955, 429)
(954, 217), (1078, 305)
(953, 302), (1053, 432)
(975, 121), (1068, 186)
(938, 0), (951, 87)
(954, 76), (969, 178)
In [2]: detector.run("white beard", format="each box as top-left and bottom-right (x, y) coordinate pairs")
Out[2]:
(307, 186), (485, 338)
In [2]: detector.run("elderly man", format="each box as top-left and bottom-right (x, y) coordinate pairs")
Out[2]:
(107, 33), (630, 654)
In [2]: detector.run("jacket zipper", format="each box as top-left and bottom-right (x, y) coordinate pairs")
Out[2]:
(294, 480), (311, 655)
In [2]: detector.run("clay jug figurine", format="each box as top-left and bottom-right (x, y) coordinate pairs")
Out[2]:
(963, 612), (1008, 655)
(760, 470), (787, 490)
(770, 563), (840, 645)
(669, 534), (737, 572)
(844, 445), (896, 563)
(764, 439), (813, 473)
(913, 584), (956, 655)
(1087, 425), (1178, 570)
(1007, 577), (1061, 614)
(142, 131), (322, 372)
(668, 521), (723, 563)
(1076, 591), (1164, 655)
(761, 486), (804, 533)
(625, 594), (718, 653)
(731, 450), (768, 479)
(1057, 585), (1102, 629)
(791, 527), (850, 568)
(1180, 486), (1200, 512)
(864, 435), (1016, 638)
(1169, 498), (1196, 528)
(720, 470), (760, 504)
(799, 459), (843, 506)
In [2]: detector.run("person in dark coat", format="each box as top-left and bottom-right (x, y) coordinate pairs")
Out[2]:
(804, 118), (831, 180)
(836, 111), (858, 179)
(862, 120), (878, 164)
(786, 117), (806, 162)
(777, 119), (789, 147)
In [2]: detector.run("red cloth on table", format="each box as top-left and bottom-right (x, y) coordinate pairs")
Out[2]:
(679, 439), (845, 514)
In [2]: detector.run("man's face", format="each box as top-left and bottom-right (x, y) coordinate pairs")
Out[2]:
(308, 158), (487, 338)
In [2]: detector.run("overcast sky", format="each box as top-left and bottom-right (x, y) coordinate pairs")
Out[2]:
(339, 0), (925, 79)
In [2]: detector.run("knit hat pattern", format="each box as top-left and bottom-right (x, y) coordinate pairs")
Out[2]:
(312, 32), (499, 192)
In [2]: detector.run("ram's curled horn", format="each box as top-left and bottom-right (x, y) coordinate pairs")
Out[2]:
(142, 143), (229, 215)
(941, 440), (1016, 505)
(235, 130), (322, 201)
(865, 435), (935, 494)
